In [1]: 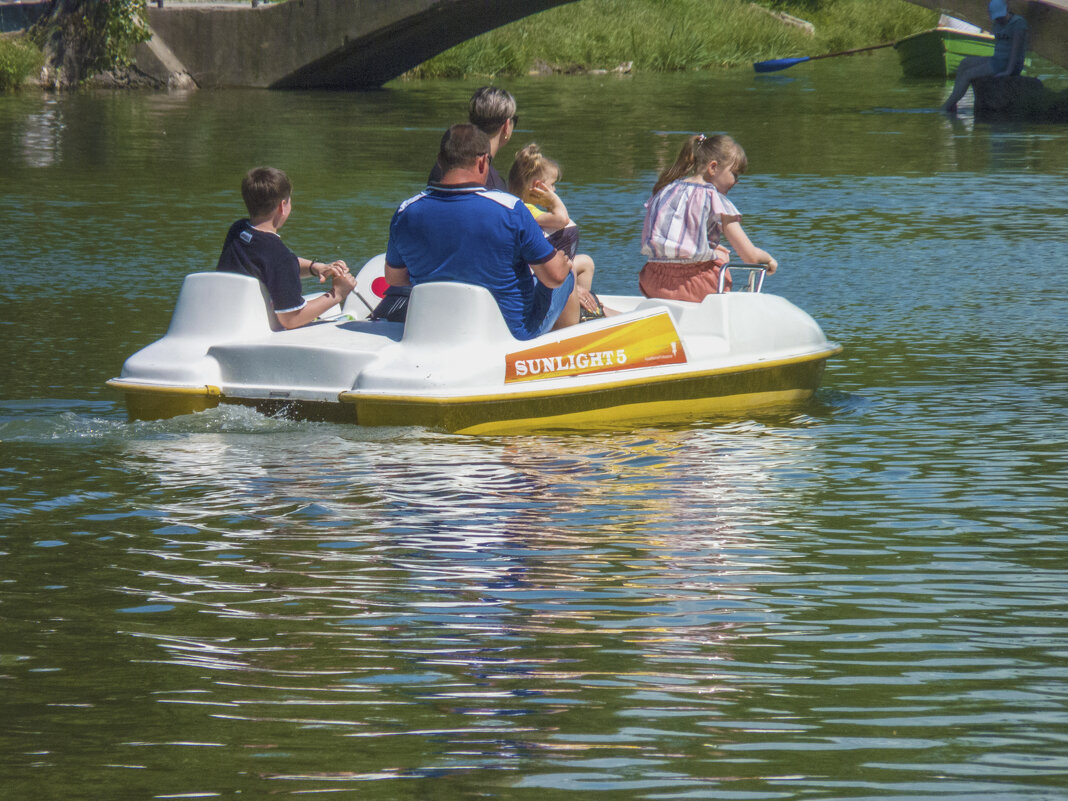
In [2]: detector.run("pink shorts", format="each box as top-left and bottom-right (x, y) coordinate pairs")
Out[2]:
(639, 260), (732, 301)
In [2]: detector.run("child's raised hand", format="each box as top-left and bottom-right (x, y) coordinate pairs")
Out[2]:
(528, 180), (557, 204)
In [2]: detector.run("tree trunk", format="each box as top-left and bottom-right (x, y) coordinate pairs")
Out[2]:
(32, 0), (148, 89)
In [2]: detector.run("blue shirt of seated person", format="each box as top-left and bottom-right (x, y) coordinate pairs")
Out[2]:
(382, 124), (577, 340)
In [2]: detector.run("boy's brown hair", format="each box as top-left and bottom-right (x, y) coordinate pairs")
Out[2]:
(241, 167), (292, 220)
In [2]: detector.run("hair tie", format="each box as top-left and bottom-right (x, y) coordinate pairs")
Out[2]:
(696, 134), (706, 144)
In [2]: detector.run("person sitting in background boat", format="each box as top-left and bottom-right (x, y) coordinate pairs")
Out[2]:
(217, 167), (355, 329)
(428, 86), (516, 192)
(507, 142), (609, 321)
(942, 0), (1028, 113)
(379, 124), (579, 339)
(640, 134), (777, 302)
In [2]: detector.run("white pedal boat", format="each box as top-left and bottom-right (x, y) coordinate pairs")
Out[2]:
(107, 256), (841, 434)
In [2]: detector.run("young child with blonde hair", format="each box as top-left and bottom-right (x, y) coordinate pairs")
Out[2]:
(508, 143), (606, 320)
(640, 134), (776, 301)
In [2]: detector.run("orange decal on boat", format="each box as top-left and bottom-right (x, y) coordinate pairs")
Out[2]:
(506, 312), (687, 383)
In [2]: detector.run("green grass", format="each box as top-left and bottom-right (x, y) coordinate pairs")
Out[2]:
(0, 34), (44, 92)
(405, 0), (937, 79)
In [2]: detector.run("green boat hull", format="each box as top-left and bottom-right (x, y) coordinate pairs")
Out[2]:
(894, 27), (996, 79)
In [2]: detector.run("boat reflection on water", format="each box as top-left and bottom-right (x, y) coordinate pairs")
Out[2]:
(103, 415), (828, 779)
(111, 416), (826, 710)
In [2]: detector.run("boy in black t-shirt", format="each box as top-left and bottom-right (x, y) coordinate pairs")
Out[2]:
(217, 167), (355, 329)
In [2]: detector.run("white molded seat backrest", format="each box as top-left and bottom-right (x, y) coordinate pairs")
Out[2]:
(402, 282), (514, 345)
(166, 272), (279, 339)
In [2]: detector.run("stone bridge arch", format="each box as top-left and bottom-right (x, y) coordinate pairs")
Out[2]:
(137, 0), (1067, 90)
(141, 0), (580, 89)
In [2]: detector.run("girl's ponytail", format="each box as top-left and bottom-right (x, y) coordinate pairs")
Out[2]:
(652, 134), (747, 195)
(652, 134), (702, 195)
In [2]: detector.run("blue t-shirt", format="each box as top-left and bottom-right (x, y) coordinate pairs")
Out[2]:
(991, 15), (1028, 75)
(216, 220), (305, 313)
(385, 184), (557, 340)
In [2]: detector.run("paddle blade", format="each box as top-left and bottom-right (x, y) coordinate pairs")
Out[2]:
(753, 56), (811, 73)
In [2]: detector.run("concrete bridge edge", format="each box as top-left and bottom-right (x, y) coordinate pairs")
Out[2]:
(135, 26), (197, 90)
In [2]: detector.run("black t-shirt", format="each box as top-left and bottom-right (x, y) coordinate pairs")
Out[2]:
(216, 220), (305, 313)
(427, 158), (508, 192)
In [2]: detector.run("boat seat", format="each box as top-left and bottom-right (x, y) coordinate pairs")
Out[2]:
(168, 272), (282, 338)
(634, 297), (689, 324)
(401, 281), (514, 346)
(346, 253), (388, 318)
(635, 295), (730, 339)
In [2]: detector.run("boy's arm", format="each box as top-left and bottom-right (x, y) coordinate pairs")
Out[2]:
(275, 273), (357, 329)
(303, 257), (348, 282)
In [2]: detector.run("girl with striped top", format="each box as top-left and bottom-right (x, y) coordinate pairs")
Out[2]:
(640, 134), (777, 301)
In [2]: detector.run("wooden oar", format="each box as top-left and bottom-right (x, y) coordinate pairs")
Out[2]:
(754, 41), (896, 73)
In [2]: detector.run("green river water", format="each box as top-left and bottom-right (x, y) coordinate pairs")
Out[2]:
(2, 55), (1068, 799)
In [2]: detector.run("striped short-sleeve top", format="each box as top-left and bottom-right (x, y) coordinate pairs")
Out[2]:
(641, 180), (741, 263)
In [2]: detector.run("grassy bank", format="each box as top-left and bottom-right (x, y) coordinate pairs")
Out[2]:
(0, 34), (44, 92)
(405, 0), (937, 79)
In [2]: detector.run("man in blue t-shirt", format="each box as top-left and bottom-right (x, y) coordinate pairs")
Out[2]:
(382, 124), (578, 340)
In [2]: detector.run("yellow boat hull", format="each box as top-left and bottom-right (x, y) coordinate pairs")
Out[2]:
(108, 266), (842, 435)
(109, 347), (838, 434)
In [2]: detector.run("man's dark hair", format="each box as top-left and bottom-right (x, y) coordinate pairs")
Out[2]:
(241, 166), (291, 219)
(437, 124), (491, 174)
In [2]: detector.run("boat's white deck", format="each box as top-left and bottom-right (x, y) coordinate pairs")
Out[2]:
(117, 268), (835, 405)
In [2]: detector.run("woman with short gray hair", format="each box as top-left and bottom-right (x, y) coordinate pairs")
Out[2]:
(429, 86), (517, 191)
